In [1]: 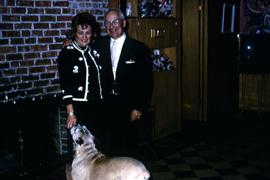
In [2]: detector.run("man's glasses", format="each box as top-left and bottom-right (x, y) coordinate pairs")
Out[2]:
(105, 19), (122, 27)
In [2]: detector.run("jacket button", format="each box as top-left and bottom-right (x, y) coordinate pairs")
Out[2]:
(78, 86), (83, 91)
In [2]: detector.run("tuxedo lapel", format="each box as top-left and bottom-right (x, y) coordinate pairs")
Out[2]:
(102, 36), (113, 79)
(105, 37), (112, 67)
(116, 37), (130, 78)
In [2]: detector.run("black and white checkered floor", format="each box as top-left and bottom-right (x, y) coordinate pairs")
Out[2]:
(145, 114), (270, 180)
(1, 112), (270, 180)
(146, 133), (270, 180)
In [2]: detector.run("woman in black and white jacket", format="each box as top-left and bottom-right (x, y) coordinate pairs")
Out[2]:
(57, 12), (104, 159)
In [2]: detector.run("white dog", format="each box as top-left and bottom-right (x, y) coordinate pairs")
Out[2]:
(68, 124), (150, 180)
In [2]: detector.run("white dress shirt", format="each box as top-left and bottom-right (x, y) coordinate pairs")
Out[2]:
(110, 33), (126, 80)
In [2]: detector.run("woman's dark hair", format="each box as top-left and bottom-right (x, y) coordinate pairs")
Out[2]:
(68, 12), (101, 40)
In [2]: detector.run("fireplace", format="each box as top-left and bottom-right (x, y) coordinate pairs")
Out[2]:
(0, 95), (68, 173)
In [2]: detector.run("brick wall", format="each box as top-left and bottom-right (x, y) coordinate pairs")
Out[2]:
(0, 0), (108, 103)
(0, 0), (109, 155)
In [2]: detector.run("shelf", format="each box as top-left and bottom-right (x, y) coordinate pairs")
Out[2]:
(127, 18), (178, 49)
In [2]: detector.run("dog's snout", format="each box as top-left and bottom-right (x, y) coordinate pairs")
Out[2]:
(70, 124), (82, 135)
(75, 138), (84, 145)
(70, 126), (75, 135)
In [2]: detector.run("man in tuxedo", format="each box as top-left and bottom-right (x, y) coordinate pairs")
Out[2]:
(94, 9), (153, 156)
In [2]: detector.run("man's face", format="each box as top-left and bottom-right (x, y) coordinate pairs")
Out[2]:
(105, 11), (126, 39)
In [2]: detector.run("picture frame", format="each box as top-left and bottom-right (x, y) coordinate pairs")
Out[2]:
(139, 0), (173, 17)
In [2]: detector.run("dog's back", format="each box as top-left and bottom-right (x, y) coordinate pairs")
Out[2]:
(92, 156), (150, 180)
(73, 157), (150, 180)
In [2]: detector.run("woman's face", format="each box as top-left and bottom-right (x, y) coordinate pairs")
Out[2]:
(75, 24), (92, 47)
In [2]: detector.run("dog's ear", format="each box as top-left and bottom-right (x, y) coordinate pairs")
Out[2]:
(82, 125), (93, 136)
(82, 125), (90, 134)
(81, 125), (95, 140)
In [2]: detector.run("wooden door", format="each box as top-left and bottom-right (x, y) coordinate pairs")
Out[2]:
(182, 0), (206, 121)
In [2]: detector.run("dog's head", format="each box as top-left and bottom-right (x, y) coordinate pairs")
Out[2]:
(70, 124), (94, 146)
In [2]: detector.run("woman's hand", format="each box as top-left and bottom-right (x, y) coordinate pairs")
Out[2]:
(66, 104), (76, 129)
(67, 112), (77, 129)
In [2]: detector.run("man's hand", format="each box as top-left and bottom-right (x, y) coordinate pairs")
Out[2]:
(131, 109), (142, 121)
(64, 39), (72, 46)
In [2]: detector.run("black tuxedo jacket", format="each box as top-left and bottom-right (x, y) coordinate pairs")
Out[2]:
(94, 35), (153, 111)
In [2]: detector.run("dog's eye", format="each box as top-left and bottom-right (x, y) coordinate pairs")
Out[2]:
(79, 129), (84, 134)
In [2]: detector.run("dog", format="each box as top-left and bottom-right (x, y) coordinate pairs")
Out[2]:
(67, 124), (150, 180)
